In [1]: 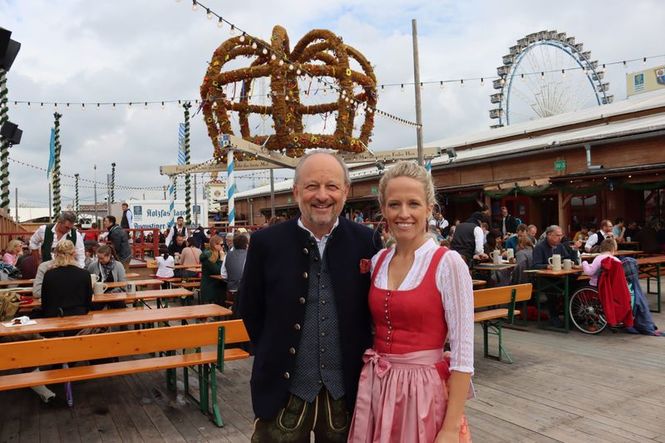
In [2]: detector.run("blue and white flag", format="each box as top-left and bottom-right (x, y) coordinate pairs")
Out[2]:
(46, 128), (55, 179)
(178, 123), (186, 165)
(425, 159), (432, 174)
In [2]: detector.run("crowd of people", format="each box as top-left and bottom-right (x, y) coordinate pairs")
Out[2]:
(1, 151), (662, 440)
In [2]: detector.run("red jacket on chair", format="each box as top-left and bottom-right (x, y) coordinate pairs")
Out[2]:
(598, 257), (634, 328)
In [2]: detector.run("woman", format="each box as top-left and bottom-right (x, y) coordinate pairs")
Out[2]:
(41, 240), (92, 318)
(2, 239), (23, 266)
(178, 237), (202, 278)
(86, 244), (126, 291)
(512, 234), (534, 285)
(200, 235), (226, 305)
(349, 161), (473, 443)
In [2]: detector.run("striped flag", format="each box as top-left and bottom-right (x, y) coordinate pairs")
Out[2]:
(178, 123), (186, 165)
(46, 128), (55, 179)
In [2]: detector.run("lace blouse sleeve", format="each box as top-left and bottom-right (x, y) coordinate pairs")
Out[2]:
(437, 250), (475, 374)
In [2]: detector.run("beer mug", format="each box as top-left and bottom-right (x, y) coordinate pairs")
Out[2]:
(506, 248), (514, 260)
(94, 282), (109, 295)
(90, 273), (99, 288)
(490, 250), (502, 265)
(548, 254), (562, 271)
(126, 282), (137, 295)
(563, 259), (573, 271)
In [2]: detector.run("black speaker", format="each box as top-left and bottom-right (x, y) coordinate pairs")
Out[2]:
(0, 121), (22, 145)
(0, 27), (20, 71)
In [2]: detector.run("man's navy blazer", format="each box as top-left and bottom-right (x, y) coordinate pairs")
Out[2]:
(238, 217), (382, 419)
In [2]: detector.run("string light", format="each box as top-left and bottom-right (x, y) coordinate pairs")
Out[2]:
(12, 49), (665, 110)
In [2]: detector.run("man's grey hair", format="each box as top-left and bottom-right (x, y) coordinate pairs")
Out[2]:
(545, 225), (561, 235)
(293, 150), (351, 186)
(58, 211), (77, 224)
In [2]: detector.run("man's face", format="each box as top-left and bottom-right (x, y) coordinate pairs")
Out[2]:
(528, 226), (537, 237)
(602, 221), (613, 234)
(122, 204), (128, 211)
(293, 154), (349, 234)
(176, 236), (185, 245)
(103, 218), (112, 230)
(501, 206), (508, 217)
(177, 217), (184, 227)
(547, 228), (563, 247)
(57, 220), (74, 235)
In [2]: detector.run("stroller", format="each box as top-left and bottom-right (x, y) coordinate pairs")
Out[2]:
(569, 256), (659, 335)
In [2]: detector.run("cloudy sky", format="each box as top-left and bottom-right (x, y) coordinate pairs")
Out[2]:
(2, 0), (664, 211)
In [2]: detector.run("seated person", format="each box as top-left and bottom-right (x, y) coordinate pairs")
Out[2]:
(573, 225), (590, 243)
(155, 246), (175, 279)
(2, 239), (23, 266)
(512, 235), (534, 285)
(41, 240), (93, 318)
(168, 234), (186, 259)
(582, 238), (620, 286)
(177, 237), (202, 278)
(504, 224), (528, 252)
(533, 225), (580, 269)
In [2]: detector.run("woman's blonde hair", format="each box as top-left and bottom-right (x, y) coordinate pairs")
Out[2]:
(52, 240), (78, 268)
(208, 235), (224, 263)
(378, 161), (437, 209)
(7, 239), (22, 254)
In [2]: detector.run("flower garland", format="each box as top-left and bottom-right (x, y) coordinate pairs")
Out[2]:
(201, 25), (377, 162)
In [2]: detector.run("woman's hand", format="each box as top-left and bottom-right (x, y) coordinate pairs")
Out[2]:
(435, 429), (460, 443)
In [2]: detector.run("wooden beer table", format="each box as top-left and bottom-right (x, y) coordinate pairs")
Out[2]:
(1, 304), (231, 337)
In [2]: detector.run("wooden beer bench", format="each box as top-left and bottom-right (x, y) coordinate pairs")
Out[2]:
(18, 288), (194, 312)
(474, 283), (532, 363)
(0, 318), (248, 427)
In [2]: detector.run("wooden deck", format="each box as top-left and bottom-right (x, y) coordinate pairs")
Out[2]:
(2, 308), (665, 441)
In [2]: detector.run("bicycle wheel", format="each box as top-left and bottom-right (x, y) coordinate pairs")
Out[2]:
(569, 286), (607, 334)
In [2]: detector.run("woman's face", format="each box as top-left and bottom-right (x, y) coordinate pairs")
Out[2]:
(214, 242), (223, 251)
(13, 244), (22, 255)
(97, 253), (111, 265)
(381, 176), (432, 245)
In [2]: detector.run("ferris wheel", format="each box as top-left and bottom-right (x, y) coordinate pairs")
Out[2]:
(489, 30), (613, 127)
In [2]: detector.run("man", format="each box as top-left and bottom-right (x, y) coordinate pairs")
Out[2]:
(504, 223), (528, 251)
(527, 224), (538, 244)
(120, 202), (133, 229)
(29, 211), (85, 268)
(168, 234), (187, 257)
(166, 216), (188, 246)
(533, 225), (579, 269)
(103, 215), (132, 272)
(532, 225), (582, 327)
(428, 211), (450, 237)
(450, 212), (489, 265)
(498, 205), (519, 237)
(239, 151), (381, 442)
(223, 232), (234, 253)
(584, 219), (614, 252)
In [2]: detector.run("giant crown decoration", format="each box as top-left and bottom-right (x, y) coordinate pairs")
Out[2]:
(201, 25), (377, 161)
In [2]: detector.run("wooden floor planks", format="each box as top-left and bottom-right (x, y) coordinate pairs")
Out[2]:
(2, 293), (665, 441)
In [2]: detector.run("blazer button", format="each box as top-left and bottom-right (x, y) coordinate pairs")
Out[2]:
(283, 372), (290, 379)
(294, 323), (301, 331)
(299, 297), (306, 304)
(289, 347), (296, 355)
(303, 247), (309, 255)
(302, 272), (308, 279)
